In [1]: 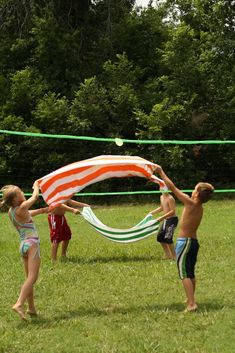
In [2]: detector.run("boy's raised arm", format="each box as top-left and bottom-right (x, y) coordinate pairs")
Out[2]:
(155, 166), (192, 205)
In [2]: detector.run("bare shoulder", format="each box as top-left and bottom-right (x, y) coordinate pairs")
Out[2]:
(8, 208), (12, 218)
(15, 203), (26, 214)
(184, 199), (199, 210)
(168, 193), (175, 201)
(168, 194), (176, 205)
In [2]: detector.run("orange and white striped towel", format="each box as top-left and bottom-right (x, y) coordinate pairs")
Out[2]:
(37, 155), (166, 209)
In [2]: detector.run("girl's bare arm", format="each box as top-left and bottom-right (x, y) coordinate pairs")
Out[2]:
(18, 181), (40, 214)
(29, 207), (49, 217)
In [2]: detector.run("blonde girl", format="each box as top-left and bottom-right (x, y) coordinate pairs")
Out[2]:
(0, 181), (47, 320)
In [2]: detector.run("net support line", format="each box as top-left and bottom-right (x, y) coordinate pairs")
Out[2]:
(0, 129), (235, 145)
(1, 130), (234, 194)
(1, 189), (235, 197)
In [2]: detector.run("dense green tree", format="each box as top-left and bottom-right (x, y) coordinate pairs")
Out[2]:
(136, 0), (235, 186)
(0, 0), (234, 191)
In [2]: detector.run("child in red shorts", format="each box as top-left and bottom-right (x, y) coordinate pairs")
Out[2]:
(48, 199), (89, 262)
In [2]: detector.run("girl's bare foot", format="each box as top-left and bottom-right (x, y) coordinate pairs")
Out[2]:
(12, 305), (27, 320)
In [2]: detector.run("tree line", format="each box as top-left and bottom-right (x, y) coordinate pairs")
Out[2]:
(0, 0), (234, 195)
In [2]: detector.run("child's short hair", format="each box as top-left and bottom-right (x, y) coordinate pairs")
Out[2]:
(196, 183), (214, 203)
(0, 185), (20, 208)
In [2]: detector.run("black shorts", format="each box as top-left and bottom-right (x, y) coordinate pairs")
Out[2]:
(157, 216), (178, 244)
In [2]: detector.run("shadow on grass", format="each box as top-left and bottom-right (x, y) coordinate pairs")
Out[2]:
(198, 301), (231, 312)
(66, 254), (160, 264)
(27, 300), (232, 327)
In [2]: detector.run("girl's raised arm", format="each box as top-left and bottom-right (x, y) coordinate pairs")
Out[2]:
(19, 181), (40, 212)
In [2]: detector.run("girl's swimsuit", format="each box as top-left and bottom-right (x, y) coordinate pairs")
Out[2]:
(10, 207), (40, 257)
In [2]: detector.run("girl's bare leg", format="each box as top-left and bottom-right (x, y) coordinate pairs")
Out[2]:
(27, 288), (37, 315)
(22, 257), (37, 315)
(13, 244), (40, 320)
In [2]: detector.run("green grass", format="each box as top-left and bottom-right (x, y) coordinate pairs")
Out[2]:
(0, 200), (235, 353)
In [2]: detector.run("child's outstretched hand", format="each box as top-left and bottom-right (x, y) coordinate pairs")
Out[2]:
(32, 180), (39, 190)
(155, 164), (162, 174)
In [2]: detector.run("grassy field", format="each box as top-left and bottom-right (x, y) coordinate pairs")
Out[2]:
(0, 200), (235, 353)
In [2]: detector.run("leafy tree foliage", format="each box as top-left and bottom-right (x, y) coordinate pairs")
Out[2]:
(0, 0), (234, 193)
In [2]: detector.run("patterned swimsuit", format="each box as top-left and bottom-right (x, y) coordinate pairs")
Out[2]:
(10, 207), (40, 257)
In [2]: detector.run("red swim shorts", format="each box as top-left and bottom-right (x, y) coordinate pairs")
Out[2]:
(48, 214), (72, 243)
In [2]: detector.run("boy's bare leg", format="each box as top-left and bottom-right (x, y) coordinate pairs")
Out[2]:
(161, 243), (172, 259)
(182, 278), (198, 312)
(51, 241), (59, 262)
(168, 244), (176, 259)
(191, 278), (196, 294)
(61, 240), (69, 257)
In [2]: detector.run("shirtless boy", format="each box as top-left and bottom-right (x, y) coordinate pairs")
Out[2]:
(155, 165), (214, 312)
(150, 191), (178, 259)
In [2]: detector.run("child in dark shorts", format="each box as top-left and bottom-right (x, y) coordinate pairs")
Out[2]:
(150, 192), (178, 259)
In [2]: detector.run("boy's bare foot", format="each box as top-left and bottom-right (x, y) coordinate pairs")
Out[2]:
(162, 256), (172, 260)
(12, 305), (27, 320)
(184, 304), (198, 313)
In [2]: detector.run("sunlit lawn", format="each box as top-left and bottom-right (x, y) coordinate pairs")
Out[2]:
(0, 200), (235, 353)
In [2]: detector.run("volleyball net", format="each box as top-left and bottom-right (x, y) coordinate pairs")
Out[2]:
(0, 130), (235, 196)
